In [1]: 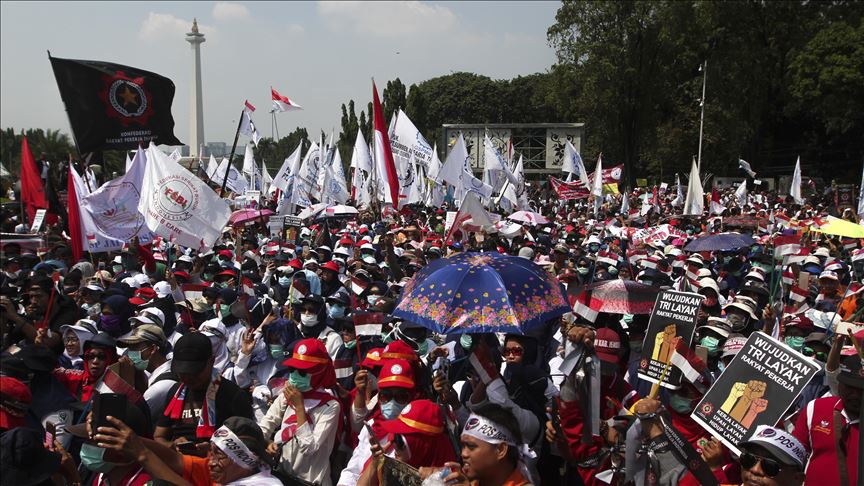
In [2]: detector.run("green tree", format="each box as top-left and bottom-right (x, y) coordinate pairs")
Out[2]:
(382, 78), (407, 123)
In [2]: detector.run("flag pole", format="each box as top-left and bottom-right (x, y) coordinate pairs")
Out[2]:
(221, 110), (245, 197)
(696, 60), (707, 172)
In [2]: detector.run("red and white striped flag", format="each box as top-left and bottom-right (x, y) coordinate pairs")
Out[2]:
(350, 275), (369, 296)
(353, 312), (385, 336)
(271, 87), (303, 112)
(627, 249), (647, 265)
(782, 270), (795, 286)
(789, 285), (808, 303)
(786, 248), (810, 265)
(668, 339), (711, 393)
(773, 234), (801, 259)
(244, 100), (256, 113)
(372, 81), (400, 209)
(841, 238), (858, 251)
(469, 347), (499, 385)
(571, 291), (599, 323)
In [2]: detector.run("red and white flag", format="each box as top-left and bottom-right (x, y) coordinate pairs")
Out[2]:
(353, 312), (384, 336)
(781, 270), (795, 286)
(244, 100), (256, 113)
(444, 191), (492, 243)
(709, 187), (726, 215)
(271, 88), (302, 112)
(668, 339), (711, 393)
(372, 81), (400, 208)
(789, 285), (808, 303)
(773, 234), (801, 259)
(469, 348), (499, 385)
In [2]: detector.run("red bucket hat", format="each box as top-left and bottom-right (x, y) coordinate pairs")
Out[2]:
(0, 377), (32, 430)
(377, 359), (416, 389)
(381, 399), (445, 435)
(382, 340), (418, 362)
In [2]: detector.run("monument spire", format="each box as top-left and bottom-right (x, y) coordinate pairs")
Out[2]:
(186, 19), (205, 157)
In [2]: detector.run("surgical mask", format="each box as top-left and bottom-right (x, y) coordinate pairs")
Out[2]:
(269, 344), (284, 360)
(112, 265), (123, 274)
(380, 399), (406, 420)
(278, 276), (291, 287)
(300, 314), (319, 327)
(288, 370), (312, 392)
(219, 259), (232, 268)
(126, 349), (149, 371)
(577, 267), (589, 275)
(344, 339), (357, 350)
(629, 340), (643, 355)
(367, 295), (380, 306)
(699, 336), (720, 353)
(80, 443), (115, 473)
(215, 304), (230, 317)
(327, 304), (345, 319)
(608, 266), (618, 275)
(717, 361), (726, 374)
(726, 314), (747, 330)
(784, 336), (805, 351)
(460, 334), (473, 350)
(668, 394), (695, 414)
(203, 273), (214, 281)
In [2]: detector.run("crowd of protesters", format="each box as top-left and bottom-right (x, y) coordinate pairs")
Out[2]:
(0, 180), (861, 486)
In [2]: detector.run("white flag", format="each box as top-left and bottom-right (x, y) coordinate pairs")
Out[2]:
(735, 179), (748, 206)
(242, 145), (256, 175)
(445, 191), (492, 242)
(139, 143), (231, 251)
(437, 134), (468, 189)
(501, 155), (528, 210)
(80, 148), (155, 252)
(591, 155), (603, 215)
(738, 159), (757, 178)
(124, 152), (133, 173)
(683, 158), (704, 216)
(239, 110), (261, 147)
(671, 173), (684, 207)
(271, 144), (302, 193)
(350, 129), (372, 173)
(424, 144), (446, 207)
(294, 142), (320, 207)
(790, 156), (804, 204)
(206, 155), (219, 180)
(483, 135), (518, 188)
(405, 153), (426, 205)
(620, 192), (630, 215)
(212, 158), (248, 194)
(563, 141), (589, 185)
(321, 150), (350, 205)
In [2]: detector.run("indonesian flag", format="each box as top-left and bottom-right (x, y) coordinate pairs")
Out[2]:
(641, 256), (660, 270)
(852, 248), (864, 262)
(353, 312), (384, 336)
(841, 238), (858, 251)
(668, 339), (711, 393)
(350, 275), (369, 296)
(469, 347), (499, 385)
(180, 283), (209, 301)
(241, 277), (255, 297)
(95, 362), (143, 404)
(789, 285), (808, 303)
(786, 248), (810, 265)
(372, 81), (400, 208)
(570, 290), (599, 323)
(271, 87), (302, 112)
(445, 191), (492, 243)
(710, 187), (725, 215)
(773, 234), (801, 259)
(627, 249), (647, 265)
(782, 270), (795, 286)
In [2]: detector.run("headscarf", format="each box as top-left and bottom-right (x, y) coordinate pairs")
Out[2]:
(62, 326), (94, 368)
(100, 294), (133, 337)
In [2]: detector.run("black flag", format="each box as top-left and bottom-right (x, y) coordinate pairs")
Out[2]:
(49, 55), (182, 153)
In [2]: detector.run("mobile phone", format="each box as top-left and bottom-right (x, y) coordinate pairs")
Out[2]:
(44, 422), (57, 448)
(92, 393), (127, 433)
(364, 422), (382, 451)
(176, 441), (198, 452)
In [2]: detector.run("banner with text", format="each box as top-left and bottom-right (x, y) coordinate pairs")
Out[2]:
(637, 290), (704, 389)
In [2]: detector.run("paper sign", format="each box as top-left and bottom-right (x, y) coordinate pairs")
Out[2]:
(30, 209), (47, 233)
(690, 332), (820, 455)
(637, 290), (704, 389)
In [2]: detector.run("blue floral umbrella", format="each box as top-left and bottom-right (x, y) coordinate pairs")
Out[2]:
(393, 252), (571, 335)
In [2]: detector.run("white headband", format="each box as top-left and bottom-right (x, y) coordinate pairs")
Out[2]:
(211, 425), (260, 470)
(462, 413), (517, 446)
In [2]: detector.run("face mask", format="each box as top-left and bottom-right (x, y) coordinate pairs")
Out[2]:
(344, 339), (357, 350)
(300, 314), (319, 327)
(327, 304), (345, 319)
(726, 314), (747, 330)
(380, 399), (406, 420)
(99, 314), (123, 335)
(668, 393), (695, 414)
(80, 443), (114, 473)
(126, 349), (149, 371)
(278, 276), (291, 287)
(700, 336), (720, 353)
(268, 344), (284, 360)
(577, 267), (589, 275)
(717, 361), (726, 374)
(203, 273), (214, 281)
(460, 334), (473, 350)
(784, 336), (805, 351)
(112, 265), (123, 274)
(367, 295), (380, 306)
(629, 340), (643, 355)
(288, 370), (312, 392)
(608, 266), (618, 275)
(214, 304), (230, 317)
(219, 259), (232, 268)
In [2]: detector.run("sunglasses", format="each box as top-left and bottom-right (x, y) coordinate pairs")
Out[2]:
(379, 389), (412, 403)
(84, 352), (108, 361)
(740, 451), (783, 477)
(502, 347), (524, 357)
(802, 347), (827, 362)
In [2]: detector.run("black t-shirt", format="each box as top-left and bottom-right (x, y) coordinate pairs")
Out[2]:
(155, 377), (254, 441)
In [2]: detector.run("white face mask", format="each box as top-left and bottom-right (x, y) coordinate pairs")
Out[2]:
(300, 314), (319, 327)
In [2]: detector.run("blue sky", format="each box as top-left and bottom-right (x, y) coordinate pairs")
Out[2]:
(1, 1), (559, 147)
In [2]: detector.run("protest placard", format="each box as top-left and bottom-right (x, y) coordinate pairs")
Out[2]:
(637, 290), (704, 389)
(690, 332), (820, 455)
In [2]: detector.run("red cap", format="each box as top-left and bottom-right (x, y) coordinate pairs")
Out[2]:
(382, 340), (419, 362)
(288, 259), (303, 270)
(339, 237), (354, 247)
(135, 287), (157, 300)
(217, 269), (237, 278)
(320, 261), (340, 273)
(360, 348), (385, 368)
(358, 227), (369, 235)
(128, 297), (147, 306)
(282, 338), (332, 370)
(377, 359), (416, 389)
(381, 399), (445, 435)
(0, 377), (32, 430)
(173, 270), (190, 280)
(217, 249), (233, 259)
(594, 328), (622, 363)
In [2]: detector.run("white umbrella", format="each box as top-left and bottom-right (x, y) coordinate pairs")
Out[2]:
(507, 210), (549, 226)
(319, 204), (359, 219)
(297, 202), (327, 220)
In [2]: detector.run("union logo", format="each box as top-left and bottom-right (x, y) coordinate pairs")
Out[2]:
(153, 176), (198, 222)
(99, 71), (154, 126)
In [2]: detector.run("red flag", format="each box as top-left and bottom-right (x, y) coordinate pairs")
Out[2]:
(19, 136), (47, 224)
(372, 81), (400, 209)
(67, 166), (84, 262)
